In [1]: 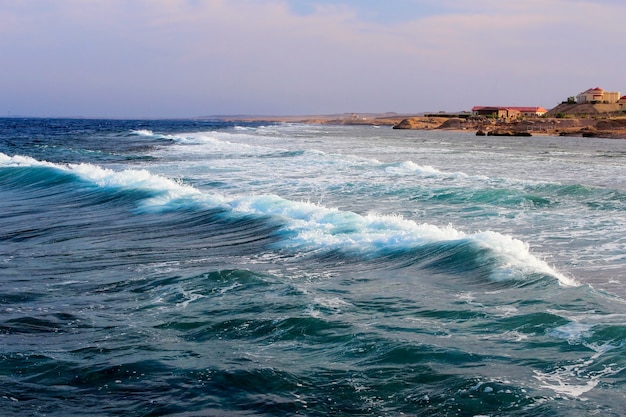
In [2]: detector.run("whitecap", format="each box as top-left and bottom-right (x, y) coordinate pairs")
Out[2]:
(0, 152), (226, 211)
(313, 296), (352, 312)
(0, 152), (575, 286)
(130, 129), (154, 136)
(229, 193), (574, 285)
(548, 321), (593, 342)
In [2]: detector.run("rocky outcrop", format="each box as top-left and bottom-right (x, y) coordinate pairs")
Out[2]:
(392, 117), (446, 129)
(486, 130), (532, 137)
(438, 118), (464, 129)
(595, 118), (626, 130)
(392, 118), (418, 129)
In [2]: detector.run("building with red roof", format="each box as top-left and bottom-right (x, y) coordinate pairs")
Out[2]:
(471, 106), (547, 119)
(576, 87), (620, 104)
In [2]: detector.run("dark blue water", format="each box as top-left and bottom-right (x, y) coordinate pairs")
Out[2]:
(1, 118), (625, 416)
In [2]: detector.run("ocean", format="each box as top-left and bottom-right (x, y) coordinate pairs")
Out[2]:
(0, 118), (625, 416)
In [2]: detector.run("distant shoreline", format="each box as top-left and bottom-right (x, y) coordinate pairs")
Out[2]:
(217, 113), (626, 139)
(4, 113), (626, 138)
(215, 113), (408, 126)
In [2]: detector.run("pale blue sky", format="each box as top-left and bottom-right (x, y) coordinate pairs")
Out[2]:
(1, 0), (625, 118)
(287, 0), (451, 22)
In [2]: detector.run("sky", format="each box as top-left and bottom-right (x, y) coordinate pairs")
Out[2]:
(1, 0), (626, 118)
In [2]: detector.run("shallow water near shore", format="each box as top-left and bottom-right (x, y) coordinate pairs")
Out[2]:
(1, 118), (625, 416)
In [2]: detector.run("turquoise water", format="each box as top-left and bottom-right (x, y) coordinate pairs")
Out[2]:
(1, 119), (625, 416)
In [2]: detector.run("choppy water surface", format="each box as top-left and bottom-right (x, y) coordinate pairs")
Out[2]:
(1, 118), (625, 416)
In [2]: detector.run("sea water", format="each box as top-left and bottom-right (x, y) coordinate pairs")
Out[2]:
(0, 118), (625, 416)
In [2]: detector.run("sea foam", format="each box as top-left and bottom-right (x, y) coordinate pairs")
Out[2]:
(0, 152), (576, 286)
(130, 129), (154, 136)
(0, 152), (224, 210)
(229, 193), (577, 286)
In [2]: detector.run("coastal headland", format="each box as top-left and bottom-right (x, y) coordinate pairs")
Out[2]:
(216, 104), (626, 139)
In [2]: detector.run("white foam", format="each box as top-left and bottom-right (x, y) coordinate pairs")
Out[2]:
(533, 371), (597, 397)
(384, 160), (458, 177)
(0, 152), (225, 211)
(313, 296), (352, 311)
(548, 321), (593, 342)
(130, 129), (154, 136)
(532, 359), (622, 398)
(471, 231), (578, 286)
(171, 133), (228, 146)
(175, 289), (206, 308)
(129, 129), (178, 140)
(534, 321), (626, 398)
(229, 193), (574, 285)
(0, 153), (58, 168)
(166, 132), (467, 180)
(1, 152), (575, 286)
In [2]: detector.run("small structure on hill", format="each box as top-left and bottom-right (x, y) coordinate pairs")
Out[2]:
(471, 106), (547, 120)
(576, 87), (620, 104)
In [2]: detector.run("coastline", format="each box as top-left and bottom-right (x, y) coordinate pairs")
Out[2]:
(216, 113), (408, 126)
(217, 113), (626, 139)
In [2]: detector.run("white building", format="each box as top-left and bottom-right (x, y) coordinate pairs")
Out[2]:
(576, 87), (620, 104)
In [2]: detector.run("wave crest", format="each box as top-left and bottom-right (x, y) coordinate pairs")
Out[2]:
(0, 152), (575, 286)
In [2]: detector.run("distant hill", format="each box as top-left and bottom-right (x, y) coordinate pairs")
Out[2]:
(547, 102), (622, 116)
